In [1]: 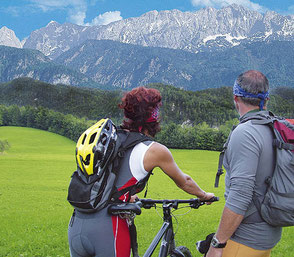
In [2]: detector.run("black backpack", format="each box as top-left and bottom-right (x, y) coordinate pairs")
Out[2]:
(67, 119), (152, 212)
(215, 111), (294, 227)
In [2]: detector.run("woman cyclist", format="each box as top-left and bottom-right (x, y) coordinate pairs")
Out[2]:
(68, 86), (214, 257)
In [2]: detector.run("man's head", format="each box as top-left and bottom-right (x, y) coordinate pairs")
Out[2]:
(233, 70), (269, 110)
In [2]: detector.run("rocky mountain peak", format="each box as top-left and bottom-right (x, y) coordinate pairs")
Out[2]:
(0, 26), (22, 48)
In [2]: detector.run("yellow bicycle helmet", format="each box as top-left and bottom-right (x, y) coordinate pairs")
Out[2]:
(76, 118), (117, 176)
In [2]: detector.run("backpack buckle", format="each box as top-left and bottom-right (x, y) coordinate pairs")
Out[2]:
(273, 139), (283, 149)
(217, 168), (224, 176)
(265, 176), (272, 185)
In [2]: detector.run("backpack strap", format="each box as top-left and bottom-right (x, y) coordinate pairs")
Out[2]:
(110, 130), (153, 202)
(214, 111), (272, 188)
(242, 195), (265, 224)
(273, 139), (294, 151)
(118, 130), (152, 154)
(215, 151), (225, 188)
(214, 125), (236, 188)
(111, 130), (152, 173)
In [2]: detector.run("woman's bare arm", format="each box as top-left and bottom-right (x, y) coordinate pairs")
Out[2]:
(143, 142), (213, 200)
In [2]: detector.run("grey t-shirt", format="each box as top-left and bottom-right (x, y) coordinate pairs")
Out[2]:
(223, 111), (282, 250)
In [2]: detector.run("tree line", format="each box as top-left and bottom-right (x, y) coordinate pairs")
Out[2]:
(0, 104), (239, 151)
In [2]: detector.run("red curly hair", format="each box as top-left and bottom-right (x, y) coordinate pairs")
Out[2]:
(119, 86), (162, 137)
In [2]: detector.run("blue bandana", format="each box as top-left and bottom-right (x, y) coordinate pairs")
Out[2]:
(233, 81), (269, 110)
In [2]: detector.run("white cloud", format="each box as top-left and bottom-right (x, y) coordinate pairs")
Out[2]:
(26, 0), (87, 25)
(191, 0), (267, 12)
(69, 10), (87, 25)
(86, 11), (123, 26)
(0, 6), (24, 16)
(25, 0), (122, 26)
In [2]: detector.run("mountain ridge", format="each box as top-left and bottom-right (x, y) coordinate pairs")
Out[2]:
(1, 39), (294, 90)
(55, 39), (294, 89)
(1, 4), (294, 60)
(1, 4), (294, 90)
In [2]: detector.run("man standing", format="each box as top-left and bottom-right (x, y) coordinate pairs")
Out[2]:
(206, 70), (282, 257)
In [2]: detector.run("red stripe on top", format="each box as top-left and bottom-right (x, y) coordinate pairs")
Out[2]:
(111, 216), (131, 257)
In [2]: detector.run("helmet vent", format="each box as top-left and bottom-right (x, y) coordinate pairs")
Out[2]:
(81, 134), (87, 145)
(100, 134), (107, 145)
(83, 154), (90, 165)
(89, 132), (97, 144)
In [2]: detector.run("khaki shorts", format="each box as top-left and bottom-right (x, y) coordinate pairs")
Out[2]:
(222, 239), (272, 257)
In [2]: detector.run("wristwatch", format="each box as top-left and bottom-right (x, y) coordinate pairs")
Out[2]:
(211, 235), (227, 248)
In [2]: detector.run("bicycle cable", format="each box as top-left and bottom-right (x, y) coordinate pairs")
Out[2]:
(172, 206), (192, 217)
(171, 205), (193, 239)
(171, 211), (179, 236)
(154, 204), (164, 220)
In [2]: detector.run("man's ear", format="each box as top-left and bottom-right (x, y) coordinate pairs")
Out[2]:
(233, 95), (240, 112)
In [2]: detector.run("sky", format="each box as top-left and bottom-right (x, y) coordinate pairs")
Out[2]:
(1, 0), (294, 40)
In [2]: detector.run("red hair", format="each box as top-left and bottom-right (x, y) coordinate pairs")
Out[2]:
(119, 87), (162, 137)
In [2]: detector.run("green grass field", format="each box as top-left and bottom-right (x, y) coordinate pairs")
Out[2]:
(0, 126), (292, 257)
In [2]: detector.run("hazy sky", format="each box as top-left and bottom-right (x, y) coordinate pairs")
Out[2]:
(1, 0), (294, 40)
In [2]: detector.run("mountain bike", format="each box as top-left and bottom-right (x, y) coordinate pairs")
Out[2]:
(108, 197), (219, 257)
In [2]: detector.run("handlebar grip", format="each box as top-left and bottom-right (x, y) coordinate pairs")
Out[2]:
(206, 196), (219, 202)
(135, 200), (143, 207)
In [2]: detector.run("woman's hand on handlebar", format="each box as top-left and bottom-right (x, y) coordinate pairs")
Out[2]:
(130, 194), (139, 203)
(199, 192), (215, 205)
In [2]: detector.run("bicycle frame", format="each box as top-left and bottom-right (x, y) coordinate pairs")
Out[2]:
(143, 203), (175, 257)
(108, 197), (218, 257)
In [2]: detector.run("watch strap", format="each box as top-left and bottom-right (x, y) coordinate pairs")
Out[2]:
(211, 235), (227, 248)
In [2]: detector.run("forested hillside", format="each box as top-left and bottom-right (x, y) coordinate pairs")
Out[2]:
(1, 78), (293, 150)
(1, 78), (293, 125)
(0, 77), (122, 121)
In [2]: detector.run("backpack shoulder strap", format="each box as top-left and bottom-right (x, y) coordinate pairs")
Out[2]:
(110, 130), (153, 202)
(215, 125), (237, 188)
(111, 130), (152, 170)
(119, 130), (152, 150)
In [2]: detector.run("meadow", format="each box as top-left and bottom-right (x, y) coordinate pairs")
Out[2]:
(0, 126), (292, 256)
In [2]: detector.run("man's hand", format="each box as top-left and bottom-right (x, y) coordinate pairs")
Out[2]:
(205, 246), (223, 257)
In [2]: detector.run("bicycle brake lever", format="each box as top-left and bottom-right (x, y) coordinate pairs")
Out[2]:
(172, 201), (179, 210)
(189, 200), (203, 209)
